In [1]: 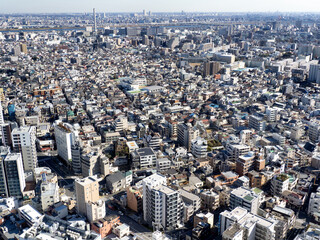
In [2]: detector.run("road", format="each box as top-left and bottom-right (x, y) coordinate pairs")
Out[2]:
(38, 153), (75, 188)
(105, 208), (152, 240)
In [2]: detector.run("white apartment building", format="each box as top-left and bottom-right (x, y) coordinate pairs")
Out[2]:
(11, 126), (38, 172)
(191, 137), (207, 158)
(86, 200), (106, 223)
(271, 174), (290, 197)
(114, 116), (128, 132)
(54, 121), (78, 162)
(143, 173), (182, 231)
(156, 158), (171, 172)
(226, 144), (250, 161)
(266, 108), (278, 122)
(220, 207), (277, 240)
(240, 130), (252, 145)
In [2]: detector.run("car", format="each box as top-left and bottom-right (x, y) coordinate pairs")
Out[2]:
(58, 162), (63, 166)
(118, 211), (123, 216)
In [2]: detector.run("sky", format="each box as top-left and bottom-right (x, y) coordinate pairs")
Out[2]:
(1, 0), (320, 13)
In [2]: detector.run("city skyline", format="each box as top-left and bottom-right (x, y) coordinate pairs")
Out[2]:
(1, 0), (320, 14)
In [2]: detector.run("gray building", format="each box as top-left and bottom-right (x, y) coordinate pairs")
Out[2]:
(105, 171), (126, 193)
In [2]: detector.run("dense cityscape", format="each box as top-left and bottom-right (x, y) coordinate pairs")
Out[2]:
(0, 9), (320, 240)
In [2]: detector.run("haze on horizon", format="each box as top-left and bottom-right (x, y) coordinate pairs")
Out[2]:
(1, 0), (320, 14)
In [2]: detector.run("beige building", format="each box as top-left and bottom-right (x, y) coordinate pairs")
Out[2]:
(75, 176), (100, 216)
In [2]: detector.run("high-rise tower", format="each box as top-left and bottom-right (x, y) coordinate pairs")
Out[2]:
(93, 8), (97, 33)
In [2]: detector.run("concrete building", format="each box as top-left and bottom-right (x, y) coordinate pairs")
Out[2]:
(142, 173), (181, 231)
(54, 121), (78, 162)
(308, 121), (320, 143)
(219, 207), (276, 240)
(3, 153), (25, 198)
(177, 123), (199, 151)
(105, 171), (131, 193)
(11, 126), (38, 172)
(18, 204), (43, 227)
(226, 144), (250, 161)
(81, 146), (106, 177)
(40, 181), (59, 211)
(179, 189), (201, 223)
(126, 186), (143, 213)
(156, 158), (171, 172)
(271, 174), (290, 197)
(240, 130), (252, 145)
(1, 123), (13, 147)
(0, 101), (4, 125)
(229, 187), (260, 214)
(236, 151), (255, 176)
(309, 64), (320, 83)
(131, 147), (157, 169)
(266, 108), (278, 122)
(308, 186), (320, 222)
(71, 144), (81, 174)
(200, 190), (220, 210)
(113, 223), (130, 238)
(191, 137), (208, 158)
(249, 115), (266, 132)
(0, 146), (11, 197)
(75, 176), (100, 216)
(86, 200), (106, 222)
(194, 212), (214, 228)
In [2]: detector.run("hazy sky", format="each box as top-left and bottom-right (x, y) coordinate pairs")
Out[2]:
(1, 0), (320, 13)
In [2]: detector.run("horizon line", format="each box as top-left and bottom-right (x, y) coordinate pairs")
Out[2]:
(1, 11), (320, 14)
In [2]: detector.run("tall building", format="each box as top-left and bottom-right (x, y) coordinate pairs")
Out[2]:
(249, 115), (266, 132)
(142, 35), (149, 45)
(81, 147), (104, 177)
(266, 108), (278, 122)
(54, 121), (78, 162)
(0, 100), (4, 125)
(86, 200), (106, 222)
(11, 126), (38, 172)
(75, 176), (100, 216)
(177, 123), (199, 151)
(3, 153), (26, 198)
(0, 147), (11, 197)
(93, 8), (97, 33)
(309, 64), (320, 83)
(143, 173), (182, 231)
(40, 181), (59, 211)
(1, 123), (12, 147)
(271, 174), (290, 197)
(20, 43), (28, 54)
(203, 61), (221, 77)
(71, 144), (81, 174)
(308, 121), (320, 143)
